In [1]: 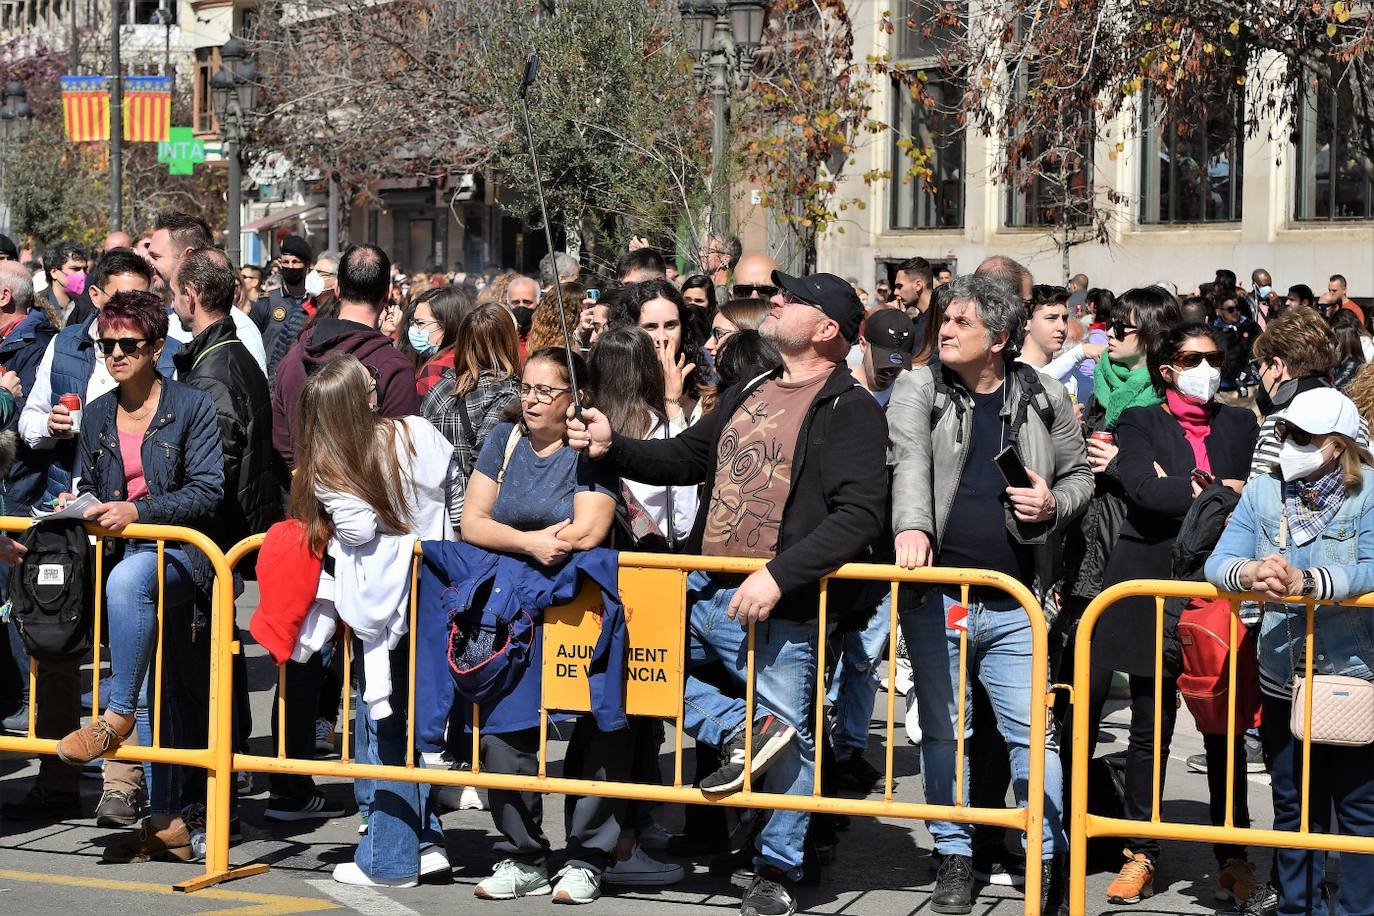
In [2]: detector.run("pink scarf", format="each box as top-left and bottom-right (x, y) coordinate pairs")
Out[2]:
(1165, 388), (1214, 473)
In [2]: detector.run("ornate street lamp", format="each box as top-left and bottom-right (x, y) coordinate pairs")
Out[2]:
(214, 37), (257, 267)
(0, 81), (34, 143)
(679, 0), (767, 236)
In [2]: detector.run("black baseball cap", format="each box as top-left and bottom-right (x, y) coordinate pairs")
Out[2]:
(771, 270), (864, 343)
(863, 309), (917, 368)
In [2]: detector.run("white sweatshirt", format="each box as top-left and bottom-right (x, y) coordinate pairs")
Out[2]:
(295, 416), (455, 719)
(622, 413), (697, 543)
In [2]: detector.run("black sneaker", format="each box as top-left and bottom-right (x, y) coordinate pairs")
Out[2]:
(263, 790), (346, 822)
(96, 789), (143, 827)
(972, 848), (1026, 887)
(1, 784), (81, 821)
(740, 865), (798, 916)
(831, 750), (882, 794)
(1, 703), (29, 734)
(701, 715), (797, 795)
(931, 853), (974, 915)
(1238, 882), (1279, 916)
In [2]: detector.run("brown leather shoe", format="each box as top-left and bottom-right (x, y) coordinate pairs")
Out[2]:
(56, 717), (131, 766)
(101, 815), (193, 864)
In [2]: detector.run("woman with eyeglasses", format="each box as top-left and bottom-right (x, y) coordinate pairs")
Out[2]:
(410, 285), (476, 397)
(460, 346), (625, 904)
(1205, 386), (1374, 916)
(52, 290), (224, 861)
(1088, 319), (1258, 906)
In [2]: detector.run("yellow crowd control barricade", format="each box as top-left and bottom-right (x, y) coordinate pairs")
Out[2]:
(1069, 579), (1374, 916)
(0, 515), (261, 893)
(225, 535), (1054, 914)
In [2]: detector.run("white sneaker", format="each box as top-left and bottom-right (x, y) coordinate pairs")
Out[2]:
(333, 861), (418, 888)
(474, 859), (551, 899)
(420, 750), (455, 769)
(459, 785), (484, 810)
(420, 846), (450, 878)
(603, 845), (684, 886)
(904, 690), (922, 746)
(551, 864), (601, 903)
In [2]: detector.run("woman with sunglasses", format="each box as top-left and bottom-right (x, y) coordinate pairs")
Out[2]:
(52, 290), (224, 860)
(460, 346), (625, 904)
(1205, 386), (1374, 916)
(1088, 320), (1258, 906)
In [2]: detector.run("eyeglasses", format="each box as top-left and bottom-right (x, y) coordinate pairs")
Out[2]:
(1109, 320), (1138, 339)
(1173, 350), (1225, 369)
(780, 293), (824, 312)
(411, 318), (439, 331)
(710, 326), (735, 342)
(96, 337), (150, 357)
(1274, 420), (1316, 447)
(519, 382), (571, 403)
(732, 283), (778, 298)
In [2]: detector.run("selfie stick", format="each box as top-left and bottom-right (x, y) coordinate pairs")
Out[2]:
(517, 51), (582, 415)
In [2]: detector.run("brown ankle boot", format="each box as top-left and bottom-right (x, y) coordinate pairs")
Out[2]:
(56, 716), (132, 766)
(101, 815), (193, 864)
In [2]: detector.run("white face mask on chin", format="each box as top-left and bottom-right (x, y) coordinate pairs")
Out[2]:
(1173, 363), (1221, 404)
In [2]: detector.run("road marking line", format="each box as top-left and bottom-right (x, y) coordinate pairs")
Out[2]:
(0, 868), (339, 915)
(306, 878), (428, 916)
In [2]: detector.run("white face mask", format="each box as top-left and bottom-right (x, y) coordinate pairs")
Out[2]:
(1278, 439), (1334, 482)
(1173, 363), (1221, 404)
(303, 270), (325, 297)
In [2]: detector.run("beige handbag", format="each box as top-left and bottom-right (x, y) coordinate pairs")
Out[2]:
(1277, 513), (1374, 746)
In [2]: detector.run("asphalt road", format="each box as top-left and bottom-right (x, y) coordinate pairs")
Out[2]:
(0, 588), (1281, 915)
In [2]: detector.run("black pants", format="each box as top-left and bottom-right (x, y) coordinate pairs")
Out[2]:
(481, 719), (631, 873)
(269, 654), (323, 800)
(1086, 665), (1179, 863)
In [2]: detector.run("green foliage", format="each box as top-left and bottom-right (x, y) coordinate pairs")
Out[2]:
(3, 128), (107, 249)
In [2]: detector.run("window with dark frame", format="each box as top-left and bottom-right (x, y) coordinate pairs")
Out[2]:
(1140, 65), (1246, 224)
(1294, 57), (1374, 221)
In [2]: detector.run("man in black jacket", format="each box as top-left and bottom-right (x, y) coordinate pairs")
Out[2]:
(569, 272), (888, 916)
(170, 246), (284, 546)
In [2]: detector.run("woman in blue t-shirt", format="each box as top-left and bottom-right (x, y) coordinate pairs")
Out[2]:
(461, 346), (625, 905)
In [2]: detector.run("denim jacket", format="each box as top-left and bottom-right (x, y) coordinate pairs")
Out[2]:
(1205, 467), (1374, 697)
(74, 378), (225, 617)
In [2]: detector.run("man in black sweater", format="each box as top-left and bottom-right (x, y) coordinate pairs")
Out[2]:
(569, 272), (888, 916)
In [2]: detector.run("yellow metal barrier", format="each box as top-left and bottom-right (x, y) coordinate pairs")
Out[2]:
(224, 534), (1053, 914)
(1068, 579), (1374, 916)
(0, 515), (263, 893)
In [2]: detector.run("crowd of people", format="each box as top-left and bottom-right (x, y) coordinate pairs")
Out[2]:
(0, 221), (1370, 916)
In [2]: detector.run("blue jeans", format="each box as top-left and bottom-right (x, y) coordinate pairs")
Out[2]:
(106, 546), (194, 717)
(827, 594), (891, 756)
(1261, 693), (1374, 916)
(681, 571), (817, 882)
(352, 637), (444, 881)
(900, 587), (1064, 858)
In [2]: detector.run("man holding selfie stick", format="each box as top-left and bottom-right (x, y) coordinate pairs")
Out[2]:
(887, 273), (1091, 915)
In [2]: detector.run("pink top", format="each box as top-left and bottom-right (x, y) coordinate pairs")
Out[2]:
(118, 428), (149, 501)
(1164, 388), (1213, 474)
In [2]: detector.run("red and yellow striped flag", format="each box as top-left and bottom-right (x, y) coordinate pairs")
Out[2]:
(123, 75), (172, 143)
(59, 75), (111, 143)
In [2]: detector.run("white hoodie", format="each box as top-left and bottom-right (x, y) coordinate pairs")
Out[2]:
(295, 416), (455, 719)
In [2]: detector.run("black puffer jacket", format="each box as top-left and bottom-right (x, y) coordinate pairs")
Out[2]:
(172, 315), (285, 548)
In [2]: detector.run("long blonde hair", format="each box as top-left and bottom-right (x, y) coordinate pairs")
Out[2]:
(290, 354), (416, 555)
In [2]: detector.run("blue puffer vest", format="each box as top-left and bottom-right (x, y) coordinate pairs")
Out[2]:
(42, 314), (181, 503)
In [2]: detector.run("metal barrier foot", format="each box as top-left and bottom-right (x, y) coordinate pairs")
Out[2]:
(173, 863), (271, 893)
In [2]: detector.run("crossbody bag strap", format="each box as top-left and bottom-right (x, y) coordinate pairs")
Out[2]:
(496, 426), (521, 488)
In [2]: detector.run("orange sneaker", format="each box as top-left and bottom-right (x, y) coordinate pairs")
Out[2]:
(1106, 849), (1155, 904)
(1216, 858), (1258, 904)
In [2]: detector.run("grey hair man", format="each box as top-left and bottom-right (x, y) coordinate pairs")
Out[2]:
(887, 273), (1090, 914)
(539, 251), (580, 289)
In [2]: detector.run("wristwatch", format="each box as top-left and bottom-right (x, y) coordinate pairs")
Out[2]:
(1300, 569), (1317, 598)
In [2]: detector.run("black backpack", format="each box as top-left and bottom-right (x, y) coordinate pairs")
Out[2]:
(11, 518), (95, 662)
(930, 361), (1056, 446)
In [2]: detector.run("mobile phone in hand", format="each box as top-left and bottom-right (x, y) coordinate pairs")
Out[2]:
(994, 446), (1033, 490)
(1191, 468), (1215, 488)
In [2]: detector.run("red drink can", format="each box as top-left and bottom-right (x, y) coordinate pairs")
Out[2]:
(59, 393), (82, 435)
(1089, 431), (1114, 445)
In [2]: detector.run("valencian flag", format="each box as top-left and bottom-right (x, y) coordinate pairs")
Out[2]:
(60, 75), (110, 142)
(60, 75), (172, 143)
(122, 75), (172, 143)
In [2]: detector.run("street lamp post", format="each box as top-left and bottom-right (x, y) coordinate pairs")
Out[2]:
(213, 37), (257, 268)
(0, 81), (34, 215)
(679, 0), (765, 237)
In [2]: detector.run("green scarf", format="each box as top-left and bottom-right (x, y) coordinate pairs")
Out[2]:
(1093, 356), (1161, 430)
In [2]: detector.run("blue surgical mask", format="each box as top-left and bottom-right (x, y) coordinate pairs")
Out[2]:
(407, 325), (437, 355)
(1257, 285), (1272, 299)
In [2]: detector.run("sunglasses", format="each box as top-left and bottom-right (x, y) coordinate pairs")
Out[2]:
(1274, 420), (1316, 446)
(1109, 320), (1138, 339)
(1172, 351), (1225, 369)
(732, 283), (778, 298)
(96, 337), (150, 357)
(710, 326), (735, 342)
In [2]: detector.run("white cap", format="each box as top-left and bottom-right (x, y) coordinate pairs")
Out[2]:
(1275, 387), (1362, 439)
